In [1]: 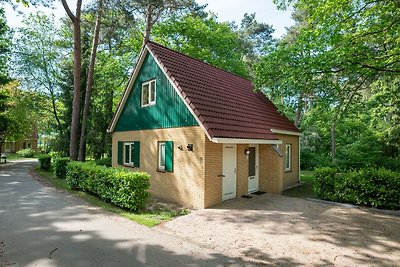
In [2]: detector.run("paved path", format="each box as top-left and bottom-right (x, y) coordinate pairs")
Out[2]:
(0, 161), (246, 267)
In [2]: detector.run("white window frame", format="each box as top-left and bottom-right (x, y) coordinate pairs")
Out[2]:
(124, 142), (135, 166)
(141, 79), (156, 107)
(158, 141), (166, 171)
(285, 144), (292, 171)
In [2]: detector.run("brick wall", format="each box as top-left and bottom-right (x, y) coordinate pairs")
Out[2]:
(112, 126), (206, 209)
(259, 145), (267, 192)
(203, 139), (222, 208)
(265, 144), (284, 193)
(236, 144), (249, 197)
(277, 134), (300, 189)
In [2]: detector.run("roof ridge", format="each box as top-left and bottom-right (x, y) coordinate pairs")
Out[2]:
(146, 40), (253, 83)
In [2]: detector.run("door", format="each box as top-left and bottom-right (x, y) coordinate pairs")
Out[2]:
(222, 144), (237, 201)
(248, 145), (259, 193)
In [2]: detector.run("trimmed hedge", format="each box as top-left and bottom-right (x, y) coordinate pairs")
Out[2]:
(95, 157), (112, 167)
(313, 167), (400, 209)
(54, 157), (70, 179)
(38, 154), (51, 171)
(66, 162), (150, 211)
(17, 148), (35, 158)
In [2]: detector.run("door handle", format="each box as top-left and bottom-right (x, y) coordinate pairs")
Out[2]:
(217, 174), (226, 178)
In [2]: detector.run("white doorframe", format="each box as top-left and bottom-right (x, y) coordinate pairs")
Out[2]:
(248, 144), (259, 193)
(222, 144), (237, 201)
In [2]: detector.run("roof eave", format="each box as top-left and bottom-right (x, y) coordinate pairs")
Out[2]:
(211, 138), (282, 144)
(270, 129), (302, 136)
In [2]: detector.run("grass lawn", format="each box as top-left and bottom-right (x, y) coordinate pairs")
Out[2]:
(34, 165), (189, 227)
(283, 171), (317, 199)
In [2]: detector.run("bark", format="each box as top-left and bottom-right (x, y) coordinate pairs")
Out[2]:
(294, 91), (304, 128)
(143, 4), (153, 44)
(78, 0), (103, 161)
(331, 118), (336, 162)
(61, 0), (82, 160)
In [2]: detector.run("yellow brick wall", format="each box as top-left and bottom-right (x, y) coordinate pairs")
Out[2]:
(265, 144), (284, 193)
(112, 126), (206, 209)
(277, 134), (300, 189)
(203, 139), (223, 208)
(259, 145), (267, 192)
(236, 144), (249, 197)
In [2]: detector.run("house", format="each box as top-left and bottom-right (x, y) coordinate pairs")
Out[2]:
(1, 132), (39, 153)
(108, 41), (301, 209)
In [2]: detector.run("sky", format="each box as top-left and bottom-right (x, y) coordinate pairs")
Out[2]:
(3, 0), (294, 38)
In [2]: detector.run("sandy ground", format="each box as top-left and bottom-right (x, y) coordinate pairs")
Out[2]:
(159, 194), (400, 266)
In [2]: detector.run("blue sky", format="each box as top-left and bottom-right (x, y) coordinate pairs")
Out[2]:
(4, 0), (294, 37)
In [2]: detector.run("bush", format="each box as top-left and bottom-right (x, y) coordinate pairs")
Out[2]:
(313, 167), (337, 200)
(16, 148), (35, 158)
(54, 157), (70, 179)
(313, 167), (400, 209)
(38, 154), (52, 171)
(95, 157), (112, 167)
(66, 162), (150, 211)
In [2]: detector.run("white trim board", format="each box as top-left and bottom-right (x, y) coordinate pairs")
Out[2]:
(212, 138), (282, 144)
(271, 129), (302, 136)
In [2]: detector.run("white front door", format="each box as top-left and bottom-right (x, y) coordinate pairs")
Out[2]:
(222, 144), (237, 201)
(248, 145), (259, 193)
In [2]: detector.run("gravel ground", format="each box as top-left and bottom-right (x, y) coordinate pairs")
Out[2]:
(159, 193), (400, 266)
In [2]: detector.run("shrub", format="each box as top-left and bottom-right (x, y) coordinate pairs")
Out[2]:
(66, 162), (150, 211)
(16, 148), (35, 158)
(38, 154), (52, 171)
(95, 157), (112, 167)
(54, 157), (70, 179)
(313, 167), (337, 200)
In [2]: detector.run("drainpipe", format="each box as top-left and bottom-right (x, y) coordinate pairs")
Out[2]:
(298, 137), (301, 183)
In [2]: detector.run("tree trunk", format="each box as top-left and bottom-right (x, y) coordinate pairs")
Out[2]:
(78, 0), (103, 161)
(294, 91), (304, 128)
(331, 119), (336, 162)
(143, 4), (153, 44)
(62, 0), (83, 161)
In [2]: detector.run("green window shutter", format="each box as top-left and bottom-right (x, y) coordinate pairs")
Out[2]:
(165, 141), (173, 172)
(133, 141), (140, 167)
(117, 141), (123, 165)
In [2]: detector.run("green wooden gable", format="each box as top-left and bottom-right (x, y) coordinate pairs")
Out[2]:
(114, 53), (198, 131)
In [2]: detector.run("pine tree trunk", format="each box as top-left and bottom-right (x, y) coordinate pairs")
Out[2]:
(331, 119), (336, 162)
(78, 0), (103, 161)
(143, 4), (153, 44)
(294, 91), (304, 128)
(62, 0), (83, 161)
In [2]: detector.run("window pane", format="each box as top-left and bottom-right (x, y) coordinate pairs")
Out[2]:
(159, 143), (165, 169)
(142, 84), (149, 105)
(130, 144), (135, 164)
(150, 81), (156, 103)
(248, 147), (256, 176)
(124, 144), (130, 164)
(285, 145), (291, 169)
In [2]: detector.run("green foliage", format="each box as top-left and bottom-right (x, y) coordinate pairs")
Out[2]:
(66, 162), (150, 211)
(38, 154), (51, 170)
(17, 148), (35, 158)
(313, 167), (400, 209)
(54, 157), (70, 179)
(313, 167), (337, 200)
(95, 157), (111, 167)
(0, 8), (11, 85)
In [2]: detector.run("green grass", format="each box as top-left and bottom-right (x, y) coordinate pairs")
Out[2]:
(34, 165), (188, 227)
(283, 171), (317, 199)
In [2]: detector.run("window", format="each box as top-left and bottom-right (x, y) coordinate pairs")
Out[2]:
(27, 141), (32, 149)
(141, 79), (156, 107)
(158, 141), (173, 172)
(124, 143), (135, 165)
(285, 144), (291, 171)
(158, 142), (166, 170)
(118, 141), (140, 167)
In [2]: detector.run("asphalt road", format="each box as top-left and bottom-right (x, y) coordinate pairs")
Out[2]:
(0, 160), (245, 267)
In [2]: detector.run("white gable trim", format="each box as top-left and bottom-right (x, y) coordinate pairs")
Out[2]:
(271, 129), (302, 136)
(107, 46), (148, 133)
(211, 138), (282, 144)
(146, 47), (213, 141)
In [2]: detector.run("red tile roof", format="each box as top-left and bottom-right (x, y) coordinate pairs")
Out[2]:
(146, 41), (299, 140)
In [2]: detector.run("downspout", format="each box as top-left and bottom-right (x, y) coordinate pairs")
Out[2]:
(298, 137), (301, 183)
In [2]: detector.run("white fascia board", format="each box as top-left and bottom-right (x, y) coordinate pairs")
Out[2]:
(211, 138), (282, 144)
(107, 47), (148, 133)
(147, 48), (213, 142)
(271, 129), (303, 136)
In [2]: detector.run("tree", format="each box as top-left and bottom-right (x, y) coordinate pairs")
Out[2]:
(0, 7), (10, 85)
(61, 0), (82, 160)
(12, 12), (64, 135)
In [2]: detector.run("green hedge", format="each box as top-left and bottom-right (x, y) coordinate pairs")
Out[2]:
(17, 148), (35, 158)
(38, 154), (51, 171)
(54, 157), (70, 179)
(66, 162), (150, 211)
(313, 167), (400, 209)
(95, 157), (112, 167)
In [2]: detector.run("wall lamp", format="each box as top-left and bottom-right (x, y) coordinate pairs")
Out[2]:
(187, 144), (194, 151)
(244, 149), (250, 155)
